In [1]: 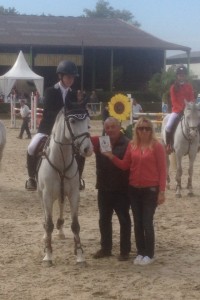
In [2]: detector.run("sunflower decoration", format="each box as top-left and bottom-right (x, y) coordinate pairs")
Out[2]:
(108, 93), (131, 121)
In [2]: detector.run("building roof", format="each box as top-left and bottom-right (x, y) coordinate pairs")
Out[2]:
(0, 15), (190, 51)
(167, 51), (200, 60)
(167, 51), (200, 64)
(168, 51), (200, 59)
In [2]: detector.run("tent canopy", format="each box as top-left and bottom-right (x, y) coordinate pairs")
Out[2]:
(0, 50), (44, 100)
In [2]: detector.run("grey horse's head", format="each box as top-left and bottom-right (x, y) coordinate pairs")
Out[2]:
(184, 100), (200, 139)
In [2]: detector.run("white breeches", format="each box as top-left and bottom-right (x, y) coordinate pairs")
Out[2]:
(165, 112), (179, 132)
(28, 133), (47, 155)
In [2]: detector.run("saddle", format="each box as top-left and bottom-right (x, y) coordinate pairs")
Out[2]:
(169, 112), (183, 147)
(35, 136), (49, 174)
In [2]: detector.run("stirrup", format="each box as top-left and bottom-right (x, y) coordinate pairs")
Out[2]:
(25, 178), (37, 191)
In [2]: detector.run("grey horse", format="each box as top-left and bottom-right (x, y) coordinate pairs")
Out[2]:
(37, 107), (93, 265)
(162, 101), (200, 198)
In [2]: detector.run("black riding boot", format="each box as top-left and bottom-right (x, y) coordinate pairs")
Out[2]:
(25, 153), (37, 191)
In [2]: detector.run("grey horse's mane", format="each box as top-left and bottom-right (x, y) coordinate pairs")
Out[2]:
(52, 108), (64, 135)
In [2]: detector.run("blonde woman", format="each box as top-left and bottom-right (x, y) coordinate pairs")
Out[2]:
(103, 117), (166, 265)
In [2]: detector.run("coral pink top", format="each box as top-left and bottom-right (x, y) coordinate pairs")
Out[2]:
(112, 141), (166, 191)
(170, 83), (194, 113)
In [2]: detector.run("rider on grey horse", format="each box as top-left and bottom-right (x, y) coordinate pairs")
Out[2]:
(26, 60), (82, 191)
(165, 65), (195, 154)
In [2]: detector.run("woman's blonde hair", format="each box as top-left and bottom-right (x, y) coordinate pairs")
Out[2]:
(132, 117), (158, 148)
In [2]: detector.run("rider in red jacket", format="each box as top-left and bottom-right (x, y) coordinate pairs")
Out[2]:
(165, 65), (195, 154)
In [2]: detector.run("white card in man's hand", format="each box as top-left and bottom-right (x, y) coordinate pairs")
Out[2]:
(99, 136), (112, 152)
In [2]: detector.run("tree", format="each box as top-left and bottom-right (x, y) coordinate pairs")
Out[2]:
(148, 67), (176, 104)
(0, 6), (19, 15)
(83, 0), (140, 26)
(148, 65), (198, 111)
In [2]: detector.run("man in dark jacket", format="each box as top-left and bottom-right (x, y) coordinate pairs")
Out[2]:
(25, 60), (79, 190)
(91, 117), (131, 261)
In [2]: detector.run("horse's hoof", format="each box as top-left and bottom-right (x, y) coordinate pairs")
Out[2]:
(42, 260), (53, 267)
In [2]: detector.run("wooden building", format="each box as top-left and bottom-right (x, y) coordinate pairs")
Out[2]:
(0, 15), (190, 93)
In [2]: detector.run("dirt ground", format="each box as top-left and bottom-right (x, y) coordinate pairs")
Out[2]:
(0, 118), (200, 300)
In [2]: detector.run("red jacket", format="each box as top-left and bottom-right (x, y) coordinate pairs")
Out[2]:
(170, 82), (194, 113)
(112, 141), (166, 191)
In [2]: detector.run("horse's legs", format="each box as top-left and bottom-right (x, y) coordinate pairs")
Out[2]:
(42, 194), (54, 263)
(187, 154), (196, 196)
(69, 192), (85, 264)
(175, 154), (182, 198)
(56, 199), (66, 239)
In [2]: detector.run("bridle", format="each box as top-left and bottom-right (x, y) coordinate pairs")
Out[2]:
(42, 108), (90, 201)
(181, 113), (199, 140)
(65, 109), (90, 154)
(181, 110), (199, 154)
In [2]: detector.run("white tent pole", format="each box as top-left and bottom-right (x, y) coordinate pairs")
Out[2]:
(10, 94), (13, 128)
(10, 94), (16, 128)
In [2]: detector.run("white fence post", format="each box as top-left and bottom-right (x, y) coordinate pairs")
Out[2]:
(127, 94), (132, 125)
(33, 95), (37, 132)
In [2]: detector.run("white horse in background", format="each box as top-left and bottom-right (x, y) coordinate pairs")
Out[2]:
(37, 107), (93, 265)
(162, 101), (200, 198)
(0, 120), (6, 164)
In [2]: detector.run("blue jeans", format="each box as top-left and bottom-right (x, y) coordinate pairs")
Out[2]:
(129, 186), (158, 258)
(98, 190), (131, 255)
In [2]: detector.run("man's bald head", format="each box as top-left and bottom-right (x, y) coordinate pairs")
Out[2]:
(103, 117), (121, 143)
(104, 117), (120, 128)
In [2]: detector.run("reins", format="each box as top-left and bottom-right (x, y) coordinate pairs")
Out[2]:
(42, 108), (90, 202)
(43, 149), (78, 201)
(65, 111), (90, 154)
(180, 113), (199, 155)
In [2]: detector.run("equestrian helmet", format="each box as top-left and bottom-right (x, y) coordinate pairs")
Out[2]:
(176, 65), (187, 75)
(56, 61), (79, 76)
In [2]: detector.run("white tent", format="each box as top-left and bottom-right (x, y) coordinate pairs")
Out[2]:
(0, 50), (44, 100)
